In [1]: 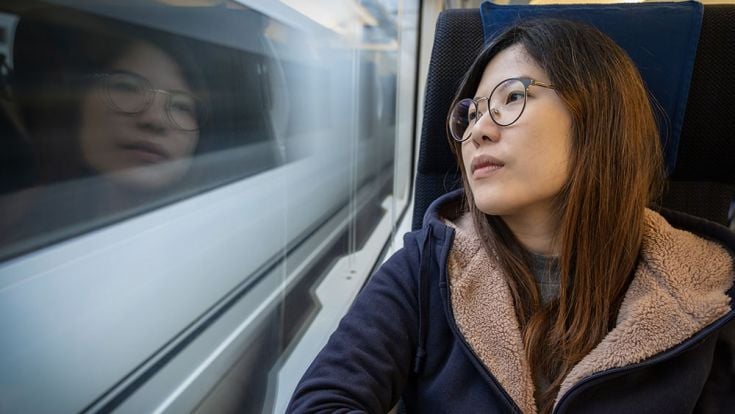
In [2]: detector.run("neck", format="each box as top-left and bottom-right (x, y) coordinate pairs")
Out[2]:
(501, 208), (560, 256)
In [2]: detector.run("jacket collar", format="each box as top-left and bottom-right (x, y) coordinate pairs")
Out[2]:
(424, 188), (735, 302)
(422, 189), (465, 230)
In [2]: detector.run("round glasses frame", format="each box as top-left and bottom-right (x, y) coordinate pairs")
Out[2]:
(449, 77), (554, 142)
(93, 71), (207, 132)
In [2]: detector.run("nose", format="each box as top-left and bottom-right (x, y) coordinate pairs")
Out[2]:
(135, 91), (168, 134)
(468, 104), (501, 147)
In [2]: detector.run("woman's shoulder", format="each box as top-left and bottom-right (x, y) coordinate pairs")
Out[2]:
(641, 209), (734, 290)
(644, 208), (735, 268)
(633, 208), (734, 332)
(651, 208), (735, 256)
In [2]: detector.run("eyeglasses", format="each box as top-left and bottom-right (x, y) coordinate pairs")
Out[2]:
(449, 77), (554, 142)
(95, 71), (207, 131)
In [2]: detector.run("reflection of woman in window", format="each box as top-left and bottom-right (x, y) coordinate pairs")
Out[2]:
(13, 9), (209, 199)
(78, 41), (205, 193)
(0, 9), (212, 254)
(288, 19), (735, 414)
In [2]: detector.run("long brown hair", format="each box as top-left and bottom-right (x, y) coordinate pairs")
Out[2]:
(446, 19), (664, 413)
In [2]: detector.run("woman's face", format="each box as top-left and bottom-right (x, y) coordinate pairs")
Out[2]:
(78, 41), (200, 191)
(461, 44), (572, 224)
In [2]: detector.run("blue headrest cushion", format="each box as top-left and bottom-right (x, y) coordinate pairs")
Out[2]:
(480, 1), (703, 175)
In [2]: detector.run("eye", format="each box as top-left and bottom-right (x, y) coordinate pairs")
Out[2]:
(467, 107), (477, 122)
(109, 78), (142, 94)
(505, 90), (525, 105)
(170, 94), (197, 115)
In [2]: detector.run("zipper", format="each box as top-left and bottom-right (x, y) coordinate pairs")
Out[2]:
(439, 227), (524, 414)
(552, 310), (735, 413)
(447, 314), (524, 413)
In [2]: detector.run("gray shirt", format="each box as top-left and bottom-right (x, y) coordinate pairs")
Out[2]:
(529, 252), (560, 305)
(528, 252), (561, 399)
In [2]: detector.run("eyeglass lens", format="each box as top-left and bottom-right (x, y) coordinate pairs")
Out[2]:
(105, 72), (203, 131)
(449, 78), (527, 141)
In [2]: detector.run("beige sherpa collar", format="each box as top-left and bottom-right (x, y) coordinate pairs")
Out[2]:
(444, 209), (734, 414)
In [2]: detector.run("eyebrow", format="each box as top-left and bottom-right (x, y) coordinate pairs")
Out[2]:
(474, 75), (534, 98)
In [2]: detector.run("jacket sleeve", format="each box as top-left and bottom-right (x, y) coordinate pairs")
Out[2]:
(286, 232), (423, 413)
(695, 316), (735, 414)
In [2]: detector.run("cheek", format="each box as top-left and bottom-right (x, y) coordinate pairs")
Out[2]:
(525, 130), (571, 189)
(78, 93), (114, 152)
(171, 132), (199, 158)
(461, 144), (473, 178)
(527, 111), (571, 168)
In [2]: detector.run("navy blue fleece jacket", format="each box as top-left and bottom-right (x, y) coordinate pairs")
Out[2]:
(288, 190), (735, 413)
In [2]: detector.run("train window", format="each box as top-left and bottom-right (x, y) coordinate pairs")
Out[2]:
(0, 0), (418, 413)
(0, 3), (283, 261)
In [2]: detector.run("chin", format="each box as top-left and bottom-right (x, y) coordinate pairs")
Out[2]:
(107, 161), (191, 193)
(473, 198), (512, 217)
(469, 187), (508, 216)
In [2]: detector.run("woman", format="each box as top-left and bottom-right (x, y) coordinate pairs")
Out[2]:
(12, 9), (210, 197)
(287, 19), (735, 413)
(76, 40), (205, 194)
(0, 9), (212, 256)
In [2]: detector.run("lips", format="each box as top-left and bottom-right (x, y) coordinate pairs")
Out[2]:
(120, 141), (169, 163)
(470, 154), (505, 176)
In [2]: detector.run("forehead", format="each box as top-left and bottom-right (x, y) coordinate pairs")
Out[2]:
(109, 41), (191, 92)
(475, 44), (546, 96)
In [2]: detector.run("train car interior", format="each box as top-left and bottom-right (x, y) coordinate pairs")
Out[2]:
(0, 1), (733, 413)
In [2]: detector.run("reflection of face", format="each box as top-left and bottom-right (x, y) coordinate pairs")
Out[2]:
(78, 41), (200, 191)
(461, 44), (572, 223)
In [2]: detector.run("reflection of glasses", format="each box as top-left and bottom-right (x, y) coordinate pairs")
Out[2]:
(95, 71), (207, 131)
(449, 77), (555, 142)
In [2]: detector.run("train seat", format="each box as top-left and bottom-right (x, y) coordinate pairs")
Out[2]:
(412, 2), (735, 230)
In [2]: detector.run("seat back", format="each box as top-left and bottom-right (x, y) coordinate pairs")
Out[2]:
(412, 5), (735, 230)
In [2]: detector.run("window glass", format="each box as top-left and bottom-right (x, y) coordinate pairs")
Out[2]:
(0, 1), (418, 412)
(0, 2), (285, 261)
